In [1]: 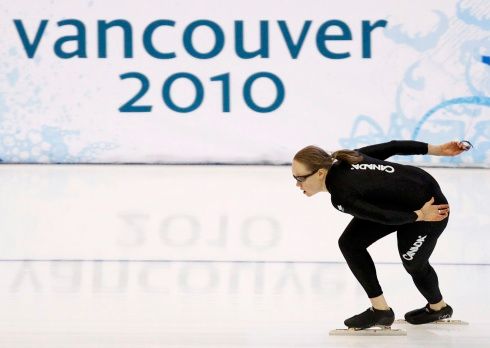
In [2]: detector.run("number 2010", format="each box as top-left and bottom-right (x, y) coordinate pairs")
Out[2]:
(119, 72), (285, 113)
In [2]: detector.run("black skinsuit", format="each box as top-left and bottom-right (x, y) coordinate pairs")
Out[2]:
(327, 140), (448, 303)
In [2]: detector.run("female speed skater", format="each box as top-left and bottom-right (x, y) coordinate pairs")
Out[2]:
(291, 140), (472, 330)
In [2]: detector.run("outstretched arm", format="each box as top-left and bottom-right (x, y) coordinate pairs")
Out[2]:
(356, 140), (472, 160)
(356, 140), (428, 160)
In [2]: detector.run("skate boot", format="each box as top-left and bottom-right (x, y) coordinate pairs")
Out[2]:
(404, 303), (453, 325)
(344, 307), (395, 330)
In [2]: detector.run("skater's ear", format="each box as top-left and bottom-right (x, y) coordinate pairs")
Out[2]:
(317, 168), (328, 178)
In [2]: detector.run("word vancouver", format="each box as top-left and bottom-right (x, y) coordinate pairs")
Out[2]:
(13, 19), (388, 60)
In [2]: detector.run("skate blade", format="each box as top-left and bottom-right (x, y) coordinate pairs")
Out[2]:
(329, 326), (407, 336)
(394, 319), (469, 325)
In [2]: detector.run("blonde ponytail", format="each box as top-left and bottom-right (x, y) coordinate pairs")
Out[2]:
(331, 150), (363, 165)
(294, 146), (363, 171)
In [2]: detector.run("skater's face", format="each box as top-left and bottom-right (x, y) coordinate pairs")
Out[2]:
(292, 160), (327, 197)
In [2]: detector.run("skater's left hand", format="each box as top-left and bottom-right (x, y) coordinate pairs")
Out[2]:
(415, 197), (449, 222)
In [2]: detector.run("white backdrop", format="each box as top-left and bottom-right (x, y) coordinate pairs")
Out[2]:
(1, 0), (489, 165)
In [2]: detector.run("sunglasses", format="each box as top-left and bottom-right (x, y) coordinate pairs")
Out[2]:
(293, 170), (318, 183)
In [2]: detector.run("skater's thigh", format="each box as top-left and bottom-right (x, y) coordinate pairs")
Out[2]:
(397, 217), (449, 265)
(339, 218), (398, 250)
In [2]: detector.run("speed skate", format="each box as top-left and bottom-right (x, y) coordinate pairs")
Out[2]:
(329, 325), (407, 336)
(330, 307), (406, 335)
(394, 318), (469, 325)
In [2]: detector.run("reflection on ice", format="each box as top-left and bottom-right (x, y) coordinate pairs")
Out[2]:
(0, 261), (488, 347)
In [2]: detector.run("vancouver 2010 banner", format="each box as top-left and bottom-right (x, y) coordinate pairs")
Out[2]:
(1, 0), (489, 166)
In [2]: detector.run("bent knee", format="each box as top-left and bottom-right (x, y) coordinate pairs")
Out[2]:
(402, 260), (430, 275)
(338, 234), (358, 255)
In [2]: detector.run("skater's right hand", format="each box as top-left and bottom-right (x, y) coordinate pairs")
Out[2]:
(415, 197), (449, 222)
(428, 140), (472, 156)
